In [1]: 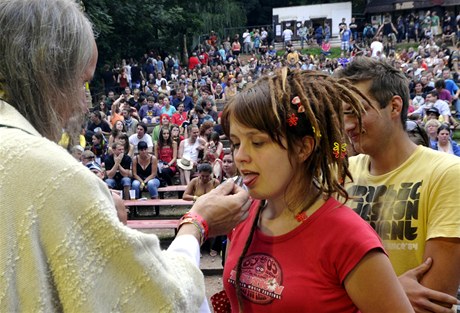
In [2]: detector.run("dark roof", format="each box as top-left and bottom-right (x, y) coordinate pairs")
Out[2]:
(365, 0), (455, 14)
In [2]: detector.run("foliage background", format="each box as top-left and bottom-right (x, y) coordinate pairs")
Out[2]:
(81, 0), (365, 67)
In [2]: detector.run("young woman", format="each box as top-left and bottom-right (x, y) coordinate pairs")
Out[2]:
(160, 97), (176, 117)
(131, 141), (161, 199)
(182, 163), (220, 201)
(108, 120), (127, 154)
(212, 82), (226, 102)
(219, 69), (414, 312)
(155, 126), (178, 186)
(170, 124), (184, 146)
(117, 133), (134, 158)
(151, 113), (171, 143)
(183, 113), (200, 139)
(90, 132), (107, 165)
(432, 123), (460, 156)
(205, 131), (224, 181)
(221, 150), (238, 180)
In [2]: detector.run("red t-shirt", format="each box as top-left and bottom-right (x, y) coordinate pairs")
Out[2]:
(188, 56), (200, 70)
(223, 198), (384, 313)
(171, 111), (187, 126)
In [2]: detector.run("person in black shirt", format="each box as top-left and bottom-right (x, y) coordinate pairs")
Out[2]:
(104, 142), (132, 199)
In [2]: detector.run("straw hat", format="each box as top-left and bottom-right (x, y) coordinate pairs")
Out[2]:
(176, 158), (194, 170)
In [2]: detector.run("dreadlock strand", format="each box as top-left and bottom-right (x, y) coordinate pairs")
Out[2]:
(235, 202), (264, 312)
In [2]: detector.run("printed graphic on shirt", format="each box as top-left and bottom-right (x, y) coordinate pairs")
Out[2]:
(346, 181), (421, 250)
(228, 253), (285, 304)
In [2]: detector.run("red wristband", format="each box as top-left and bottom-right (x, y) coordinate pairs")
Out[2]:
(183, 211), (209, 242)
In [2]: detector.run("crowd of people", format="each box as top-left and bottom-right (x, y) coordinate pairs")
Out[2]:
(2, 0), (459, 312)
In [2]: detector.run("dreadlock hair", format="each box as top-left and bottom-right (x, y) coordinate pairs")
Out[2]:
(221, 67), (371, 312)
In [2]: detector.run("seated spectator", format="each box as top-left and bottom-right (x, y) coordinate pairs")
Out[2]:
(90, 132), (107, 165)
(86, 110), (111, 141)
(151, 113), (171, 143)
(212, 83), (226, 103)
(203, 98), (218, 123)
(171, 102), (187, 127)
(182, 163), (219, 202)
(155, 127), (178, 186)
(406, 120), (430, 147)
(410, 90), (451, 123)
(424, 118), (442, 147)
(434, 79), (452, 104)
(138, 96), (161, 124)
(86, 161), (127, 224)
(183, 113), (200, 139)
(431, 123), (460, 156)
(177, 125), (204, 185)
(221, 150), (238, 181)
(204, 132), (224, 181)
(321, 40), (331, 56)
(158, 79), (171, 96)
(117, 133), (134, 158)
(121, 107), (139, 137)
(104, 142), (132, 199)
(70, 145), (84, 161)
(81, 150), (96, 166)
(131, 141), (161, 198)
(160, 97), (176, 117)
(172, 88), (194, 111)
(128, 122), (153, 154)
(109, 95), (126, 127)
(107, 120), (127, 153)
(171, 124), (184, 146)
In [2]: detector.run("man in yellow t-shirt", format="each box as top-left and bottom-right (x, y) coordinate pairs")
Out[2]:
(337, 58), (460, 313)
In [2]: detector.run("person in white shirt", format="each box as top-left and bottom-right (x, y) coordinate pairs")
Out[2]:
(128, 122), (154, 154)
(282, 27), (293, 47)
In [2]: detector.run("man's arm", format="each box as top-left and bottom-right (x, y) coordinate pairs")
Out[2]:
(399, 256), (459, 313)
(178, 140), (184, 159)
(421, 238), (460, 297)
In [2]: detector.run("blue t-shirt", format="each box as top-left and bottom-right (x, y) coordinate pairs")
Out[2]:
(342, 29), (351, 42)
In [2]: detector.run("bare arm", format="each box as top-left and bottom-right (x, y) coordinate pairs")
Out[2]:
(421, 238), (460, 299)
(118, 156), (131, 177)
(178, 140), (184, 159)
(169, 141), (178, 166)
(345, 250), (414, 313)
(399, 256), (460, 313)
(144, 156), (158, 183)
(154, 143), (159, 159)
(182, 179), (197, 201)
(131, 156), (143, 182)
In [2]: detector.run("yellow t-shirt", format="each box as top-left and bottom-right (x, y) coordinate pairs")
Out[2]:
(345, 146), (460, 275)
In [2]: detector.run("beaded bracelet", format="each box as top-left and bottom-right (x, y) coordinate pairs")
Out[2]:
(178, 217), (206, 245)
(183, 212), (209, 241)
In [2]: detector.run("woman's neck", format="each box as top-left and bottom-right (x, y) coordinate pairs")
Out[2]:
(438, 140), (450, 149)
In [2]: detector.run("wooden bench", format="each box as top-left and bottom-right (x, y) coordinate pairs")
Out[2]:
(127, 219), (179, 234)
(124, 198), (193, 216)
(158, 185), (187, 199)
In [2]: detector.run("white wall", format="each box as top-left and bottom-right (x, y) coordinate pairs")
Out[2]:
(273, 2), (352, 37)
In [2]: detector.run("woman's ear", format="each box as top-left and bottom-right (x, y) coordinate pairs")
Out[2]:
(298, 136), (315, 162)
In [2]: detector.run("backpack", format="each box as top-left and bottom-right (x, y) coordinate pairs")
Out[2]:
(364, 26), (375, 38)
